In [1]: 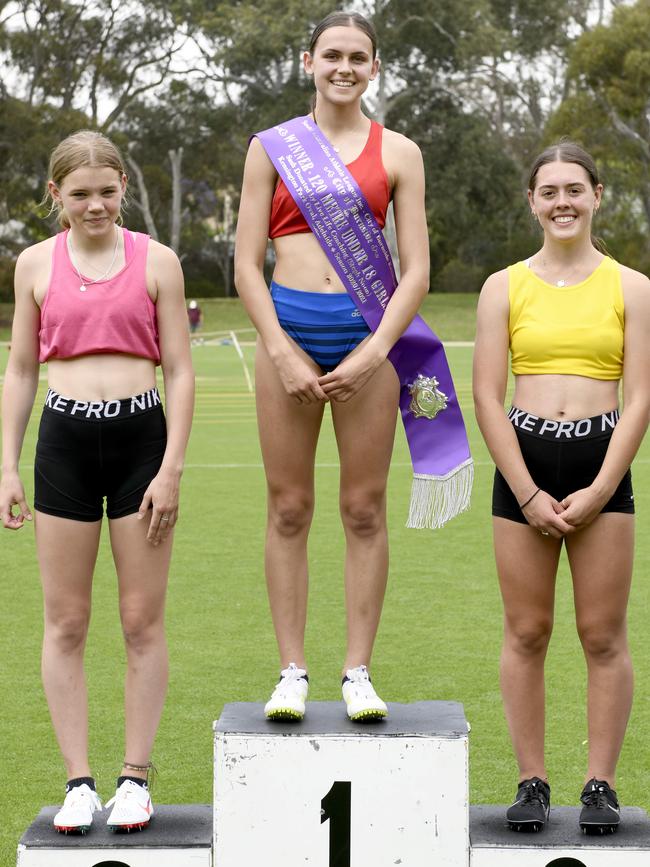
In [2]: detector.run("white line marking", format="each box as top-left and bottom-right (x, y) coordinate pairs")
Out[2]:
(229, 330), (254, 393)
(180, 459), (650, 468)
(16, 458), (650, 470)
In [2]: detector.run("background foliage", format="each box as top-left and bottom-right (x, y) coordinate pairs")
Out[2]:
(0, 0), (649, 299)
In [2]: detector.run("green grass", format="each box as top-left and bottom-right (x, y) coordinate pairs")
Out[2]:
(0, 303), (649, 863)
(1, 292), (479, 344)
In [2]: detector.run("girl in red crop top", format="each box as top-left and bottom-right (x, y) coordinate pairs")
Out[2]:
(0, 131), (194, 831)
(473, 142), (649, 833)
(235, 12), (430, 722)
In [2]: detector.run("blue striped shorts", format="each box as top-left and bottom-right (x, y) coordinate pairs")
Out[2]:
(270, 281), (371, 372)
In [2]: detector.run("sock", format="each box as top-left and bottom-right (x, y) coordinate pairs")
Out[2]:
(66, 776), (95, 793)
(118, 775), (147, 789)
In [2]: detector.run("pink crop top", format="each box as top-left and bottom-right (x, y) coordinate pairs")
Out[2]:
(269, 120), (391, 239)
(39, 228), (160, 364)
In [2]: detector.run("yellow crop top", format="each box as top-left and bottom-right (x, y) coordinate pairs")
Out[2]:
(508, 257), (624, 380)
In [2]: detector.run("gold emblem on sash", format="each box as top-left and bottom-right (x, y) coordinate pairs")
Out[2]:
(408, 374), (448, 419)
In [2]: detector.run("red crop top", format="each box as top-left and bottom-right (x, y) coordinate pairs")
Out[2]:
(269, 121), (391, 239)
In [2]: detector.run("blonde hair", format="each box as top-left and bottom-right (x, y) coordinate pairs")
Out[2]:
(45, 130), (127, 228)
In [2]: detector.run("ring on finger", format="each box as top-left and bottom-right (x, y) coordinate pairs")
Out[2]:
(161, 515), (170, 522)
(540, 530), (549, 536)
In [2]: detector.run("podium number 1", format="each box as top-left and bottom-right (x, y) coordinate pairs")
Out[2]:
(321, 781), (351, 867)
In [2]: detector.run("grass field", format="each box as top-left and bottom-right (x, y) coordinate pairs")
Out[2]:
(0, 297), (649, 863)
(0, 293), (480, 344)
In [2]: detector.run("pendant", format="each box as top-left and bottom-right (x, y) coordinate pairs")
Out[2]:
(556, 280), (566, 287)
(408, 374), (448, 420)
(79, 284), (87, 292)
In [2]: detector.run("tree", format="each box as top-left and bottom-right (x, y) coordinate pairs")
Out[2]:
(1, 0), (644, 298)
(1, 0), (191, 129)
(106, 86), (208, 289)
(180, 0), (333, 149)
(548, 0), (650, 265)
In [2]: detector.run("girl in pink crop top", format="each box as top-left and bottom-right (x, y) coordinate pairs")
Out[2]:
(235, 12), (431, 722)
(0, 130), (194, 830)
(39, 227), (160, 363)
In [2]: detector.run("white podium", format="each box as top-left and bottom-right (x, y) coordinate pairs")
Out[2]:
(16, 804), (212, 867)
(17, 706), (650, 865)
(214, 700), (469, 867)
(470, 805), (650, 866)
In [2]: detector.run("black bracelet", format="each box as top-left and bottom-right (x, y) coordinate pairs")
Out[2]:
(519, 487), (541, 509)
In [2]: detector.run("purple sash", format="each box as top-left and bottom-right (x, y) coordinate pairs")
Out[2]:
(255, 115), (473, 528)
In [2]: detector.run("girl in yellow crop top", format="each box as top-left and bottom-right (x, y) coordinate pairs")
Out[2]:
(473, 142), (649, 834)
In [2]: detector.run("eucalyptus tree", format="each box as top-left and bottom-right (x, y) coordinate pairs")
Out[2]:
(549, 0), (650, 265)
(1, 0), (191, 129)
(0, 0), (193, 266)
(180, 0), (333, 153)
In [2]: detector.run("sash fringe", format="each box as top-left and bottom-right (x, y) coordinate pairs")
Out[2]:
(406, 459), (474, 530)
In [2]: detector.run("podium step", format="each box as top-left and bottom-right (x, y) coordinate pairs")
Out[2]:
(214, 700), (470, 866)
(470, 804), (650, 866)
(17, 804), (212, 866)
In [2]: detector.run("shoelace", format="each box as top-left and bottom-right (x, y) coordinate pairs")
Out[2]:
(346, 665), (370, 685)
(519, 780), (546, 806)
(345, 667), (379, 701)
(105, 782), (147, 810)
(276, 664), (307, 690)
(64, 786), (99, 807)
(66, 789), (85, 805)
(581, 783), (608, 809)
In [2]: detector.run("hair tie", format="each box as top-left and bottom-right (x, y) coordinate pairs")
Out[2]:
(519, 487), (541, 509)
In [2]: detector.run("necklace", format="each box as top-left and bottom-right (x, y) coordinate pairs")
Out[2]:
(531, 257), (582, 288)
(68, 226), (120, 292)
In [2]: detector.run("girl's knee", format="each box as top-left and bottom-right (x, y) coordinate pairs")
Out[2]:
(578, 620), (627, 661)
(120, 607), (165, 654)
(45, 610), (90, 654)
(504, 618), (553, 657)
(340, 493), (386, 537)
(268, 491), (314, 538)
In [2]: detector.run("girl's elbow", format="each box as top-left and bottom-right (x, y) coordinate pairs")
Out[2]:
(472, 394), (485, 418)
(161, 355), (195, 381)
(622, 393), (650, 420)
(406, 270), (429, 302)
(473, 389), (502, 417)
(8, 358), (39, 383)
(234, 261), (261, 294)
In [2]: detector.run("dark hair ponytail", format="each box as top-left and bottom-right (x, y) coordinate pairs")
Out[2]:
(309, 11), (377, 57)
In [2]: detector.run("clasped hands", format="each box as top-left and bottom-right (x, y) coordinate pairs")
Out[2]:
(523, 485), (609, 539)
(277, 344), (383, 405)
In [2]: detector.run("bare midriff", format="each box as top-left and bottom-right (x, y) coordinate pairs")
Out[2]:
(512, 374), (620, 421)
(272, 234), (348, 294)
(47, 354), (157, 402)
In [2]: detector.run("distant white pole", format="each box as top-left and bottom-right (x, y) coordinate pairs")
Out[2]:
(229, 330), (254, 393)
